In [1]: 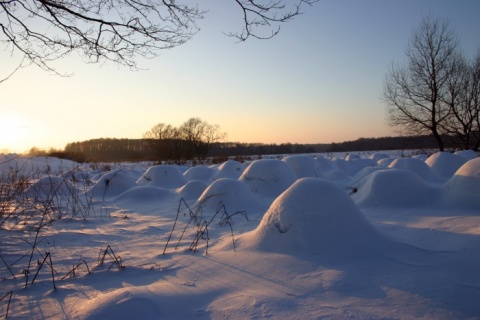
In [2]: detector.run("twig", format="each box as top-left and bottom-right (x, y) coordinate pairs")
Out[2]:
(0, 291), (13, 319)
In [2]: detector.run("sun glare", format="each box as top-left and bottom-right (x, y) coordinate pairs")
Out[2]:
(0, 115), (27, 153)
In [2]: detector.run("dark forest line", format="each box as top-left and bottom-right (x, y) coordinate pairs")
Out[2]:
(30, 135), (461, 163)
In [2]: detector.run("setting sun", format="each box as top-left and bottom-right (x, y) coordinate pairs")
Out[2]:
(0, 115), (27, 153)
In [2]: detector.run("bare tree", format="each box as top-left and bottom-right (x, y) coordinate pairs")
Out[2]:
(143, 118), (226, 161)
(228, 0), (317, 41)
(1, 0), (317, 79)
(143, 123), (180, 161)
(441, 51), (480, 150)
(178, 118), (227, 159)
(384, 17), (459, 151)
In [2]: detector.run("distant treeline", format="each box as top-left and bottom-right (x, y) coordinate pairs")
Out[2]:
(33, 135), (460, 163)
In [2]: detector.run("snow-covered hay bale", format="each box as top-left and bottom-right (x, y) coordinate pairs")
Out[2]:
(425, 152), (466, 179)
(333, 158), (376, 176)
(176, 180), (208, 200)
(87, 170), (137, 198)
(345, 153), (361, 160)
(196, 178), (263, 213)
(454, 149), (478, 160)
(240, 178), (387, 258)
(315, 157), (350, 182)
(136, 165), (187, 189)
(183, 166), (215, 183)
(26, 175), (76, 199)
(440, 157), (480, 210)
(377, 157), (395, 167)
(282, 155), (323, 178)
(213, 160), (244, 180)
(239, 159), (297, 198)
(352, 169), (432, 208)
(388, 158), (439, 183)
(369, 152), (390, 162)
(412, 154), (429, 161)
(114, 186), (175, 205)
(349, 167), (388, 187)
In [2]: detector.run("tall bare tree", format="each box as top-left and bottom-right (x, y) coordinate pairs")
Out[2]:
(1, 0), (317, 80)
(179, 118), (227, 159)
(143, 123), (180, 161)
(143, 118), (226, 161)
(441, 51), (480, 150)
(384, 17), (459, 151)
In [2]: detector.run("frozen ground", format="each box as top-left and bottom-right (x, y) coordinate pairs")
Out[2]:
(0, 150), (479, 319)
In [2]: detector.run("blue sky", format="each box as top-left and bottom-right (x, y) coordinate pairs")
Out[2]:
(1, 0), (480, 153)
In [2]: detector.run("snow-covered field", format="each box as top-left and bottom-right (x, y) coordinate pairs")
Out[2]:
(1, 150), (479, 319)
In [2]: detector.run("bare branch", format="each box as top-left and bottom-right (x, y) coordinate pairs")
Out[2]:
(1, 0), (318, 80)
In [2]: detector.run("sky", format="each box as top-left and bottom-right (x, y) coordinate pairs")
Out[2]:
(1, 0), (480, 153)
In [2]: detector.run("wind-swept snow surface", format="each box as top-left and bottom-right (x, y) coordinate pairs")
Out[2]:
(1, 151), (480, 319)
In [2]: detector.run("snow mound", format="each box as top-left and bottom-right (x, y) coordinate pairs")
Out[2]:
(213, 160), (244, 180)
(440, 157), (480, 210)
(26, 175), (76, 198)
(239, 159), (297, 198)
(345, 153), (361, 160)
(369, 152), (390, 162)
(411, 154), (429, 161)
(240, 178), (387, 259)
(377, 157), (395, 167)
(387, 158), (440, 183)
(196, 178), (263, 213)
(136, 165), (187, 189)
(87, 170), (137, 198)
(114, 186), (175, 204)
(352, 169), (432, 208)
(332, 158), (376, 176)
(183, 165), (215, 183)
(0, 155), (78, 176)
(175, 180), (208, 200)
(454, 149), (478, 160)
(425, 152), (466, 178)
(316, 157), (350, 182)
(282, 155), (323, 178)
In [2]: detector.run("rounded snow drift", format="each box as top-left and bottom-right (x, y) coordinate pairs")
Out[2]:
(282, 155), (323, 178)
(440, 157), (480, 210)
(454, 149), (478, 160)
(369, 152), (390, 162)
(87, 170), (137, 198)
(183, 166), (215, 183)
(26, 175), (76, 199)
(213, 160), (244, 180)
(240, 178), (387, 259)
(136, 165), (187, 189)
(352, 169), (432, 208)
(387, 157), (439, 183)
(425, 152), (466, 179)
(114, 186), (175, 205)
(176, 180), (208, 200)
(196, 178), (263, 214)
(239, 159), (297, 198)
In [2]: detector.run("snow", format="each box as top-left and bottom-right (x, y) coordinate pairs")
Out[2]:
(425, 151), (467, 178)
(1, 150), (480, 319)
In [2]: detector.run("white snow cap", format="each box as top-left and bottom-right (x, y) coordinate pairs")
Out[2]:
(196, 178), (264, 214)
(239, 159), (297, 198)
(440, 157), (480, 210)
(282, 155), (324, 178)
(425, 152), (466, 178)
(241, 178), (388, 259)
(352, 169), (432, 208)
(136, 165), (187, 189)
